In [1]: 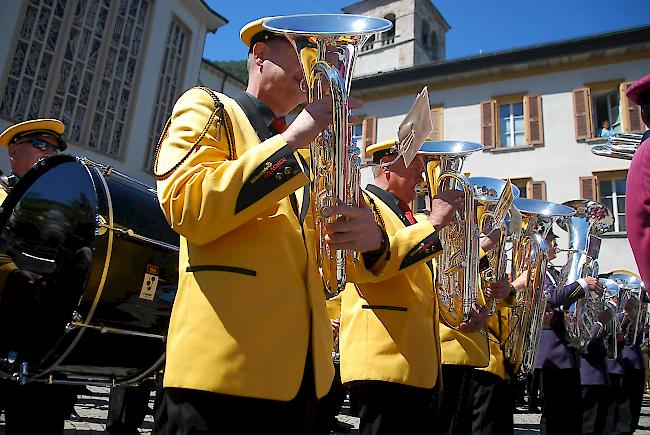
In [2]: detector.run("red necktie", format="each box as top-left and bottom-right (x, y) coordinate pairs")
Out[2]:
(398, 201), (417, 225)
(270, 117), (288, 134)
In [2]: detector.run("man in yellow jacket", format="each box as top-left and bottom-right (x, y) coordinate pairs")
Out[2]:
(153, 17), (392, 433)
(338, 140), (463, 434)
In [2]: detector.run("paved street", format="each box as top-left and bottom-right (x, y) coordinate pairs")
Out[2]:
(1, 386), (650, 434)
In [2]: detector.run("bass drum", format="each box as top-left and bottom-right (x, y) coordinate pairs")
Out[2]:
(0, 154), (178, 385)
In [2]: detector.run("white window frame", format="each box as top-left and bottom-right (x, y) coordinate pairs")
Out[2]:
(498, 101), (525, 148)
(598, 177), (626, 233)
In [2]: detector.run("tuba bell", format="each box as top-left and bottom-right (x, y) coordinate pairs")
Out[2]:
(591, 133), (643, 160)
(609, 271), (645, 346)
(503, 197), (575, 377)
(417, 141), (484, 329)
(556, 199), (614, 350)
(264, 15), (392, 298)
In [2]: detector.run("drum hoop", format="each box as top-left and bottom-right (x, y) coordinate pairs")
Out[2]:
(31, 163), (116, 381)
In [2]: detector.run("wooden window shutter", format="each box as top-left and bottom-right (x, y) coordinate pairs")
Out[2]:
(579, 176), (598, 201)
(620, 81), (644, 133)
(480, 100), (496, 149)
(528, 181), (547, 200)
(524, 95), (544, 145)
(362, 116), (377, 159)
(429, 106), (443, 141)
(572, 88), (593, 140)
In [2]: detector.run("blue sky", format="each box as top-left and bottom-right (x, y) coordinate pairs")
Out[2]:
(203, 0), (650, 62)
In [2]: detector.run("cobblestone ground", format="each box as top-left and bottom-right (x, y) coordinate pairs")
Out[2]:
(1, 386), (650, 434)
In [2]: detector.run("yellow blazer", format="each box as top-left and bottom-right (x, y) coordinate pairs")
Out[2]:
(478, 300), (511, 380)
(155, 87), (338, 400)
(339, 189), (443, 389)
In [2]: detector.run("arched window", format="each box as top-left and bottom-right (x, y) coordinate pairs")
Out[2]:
(430, 31), (439, 59)
(382, 13), (396, 45)
(362, 34), (375, 52)
(421, 21), (430, 48)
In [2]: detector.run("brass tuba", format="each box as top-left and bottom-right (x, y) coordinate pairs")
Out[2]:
(591, 133), (643, 160)
(264, 15), (392, 297)
(609, 271), (645, 346)
(504, 197), (575, 377)
(556, 199), (614, 350)
(418, 141), (484, 328)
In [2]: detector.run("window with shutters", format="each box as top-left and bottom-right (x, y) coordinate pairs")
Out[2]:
(510, 177), (547, 200)
(572, 81), (644, 141)
(356, 115), (377, 161)
(481, 94), (543, 151)
(580, 171), (628, 234)
(0, 0), (150, 158)
(145, 18), (190, 171)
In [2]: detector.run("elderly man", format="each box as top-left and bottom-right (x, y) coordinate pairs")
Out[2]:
(152, 17), (399, 433)
(0, 118), (76, 435)
(337, 139), (462, 434)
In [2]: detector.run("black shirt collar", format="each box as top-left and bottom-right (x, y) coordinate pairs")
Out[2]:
(366, 184), (413, 227)
(240, 92), (276, 131)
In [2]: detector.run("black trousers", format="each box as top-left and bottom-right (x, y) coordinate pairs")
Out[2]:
(582, 384), (608, 435)
(622, 369), (645, 433)
(107, 383), (155, 435)
(539, 368), (582, 435)
(312, 362), (346, 435)
(153, 358), (318, 434)
(433, 364), (474, 435)
(348, 379), (438, 435)
(471, 371), (514, 435)
(605, 374), (626, 435)
(0, 381), (78, 435)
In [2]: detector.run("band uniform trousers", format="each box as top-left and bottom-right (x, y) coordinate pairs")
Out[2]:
(348, 380), (438, 435)
(582, 384), (608, 435)
(539, 368), (582, 435)
(433, 364), (475, 435)
(604, 373), (626, 435)
(471, 370), (514, 435)
(154, 354), (318, 434)
(622, 369), (645, 433)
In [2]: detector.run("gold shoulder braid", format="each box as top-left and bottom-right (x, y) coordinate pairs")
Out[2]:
(153, 86), (236, 180)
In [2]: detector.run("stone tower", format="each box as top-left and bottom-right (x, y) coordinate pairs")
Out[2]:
(343, 0), (450, 78)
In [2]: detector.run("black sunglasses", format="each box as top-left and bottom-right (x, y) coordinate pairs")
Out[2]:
(16, 139), (60, 153)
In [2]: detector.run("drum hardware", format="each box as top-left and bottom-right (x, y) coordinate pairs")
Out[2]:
(96, 215), (179, 252)
(68, 322), (166, 340)
(79, 157), (153, 191)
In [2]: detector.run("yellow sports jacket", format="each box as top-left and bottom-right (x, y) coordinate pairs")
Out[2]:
(155, 87), (337, 400)
(339, 187), (443, 389)
(478, 302), (511, 380)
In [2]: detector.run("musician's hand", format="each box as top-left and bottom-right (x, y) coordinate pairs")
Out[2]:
(616, 331), (625, 342)
(428, 190), (464, 232)
(282, 94), (364, 152)
(479, 228), (502, 252)
(597, 308), (613, 324)
(484, 277), (512, 301)
(331, 318), (340, 337)
(458, 304), (489, 333)
(5, 269), (46, 303)
(323, 203), (382, 253)
(511, 270), (529, 291)
(585, 276), (603, 295)
(625, 296), (639, 313)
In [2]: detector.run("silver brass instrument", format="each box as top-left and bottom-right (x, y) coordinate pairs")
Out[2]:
(504, 198), (575, 377)
(557, 200), (614, 350)
(418, 141), (484, 328)
(470, 177), (519, 312)
(264, 15), (392, 297)
(591, 133), (643, 160)
(599, 278), (621, 359)
(609, 272), (644, 346)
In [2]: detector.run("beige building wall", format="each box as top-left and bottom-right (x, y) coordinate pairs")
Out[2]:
(357, 57), (650, 275)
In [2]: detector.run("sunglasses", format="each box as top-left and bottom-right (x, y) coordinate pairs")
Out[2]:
(16, 139), (61, 153)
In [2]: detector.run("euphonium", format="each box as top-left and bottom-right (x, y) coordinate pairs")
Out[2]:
(504, 197), (575, 377)
(558, 199), (614, 350)
(557, 199), (614, 350)
(591, 133), (643, 160)
(470, 177), (519, 312)
(264, 15), (392, 297)
(598, 278), (620, 359)
(609, 271), (644, 346)
(418, 141), (484, 328)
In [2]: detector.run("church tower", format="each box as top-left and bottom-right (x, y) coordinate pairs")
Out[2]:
(343, 0), (450, 77)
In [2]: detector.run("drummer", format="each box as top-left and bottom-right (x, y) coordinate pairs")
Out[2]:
(0, 118), (66, 199)
(0, 118), (77, 435)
